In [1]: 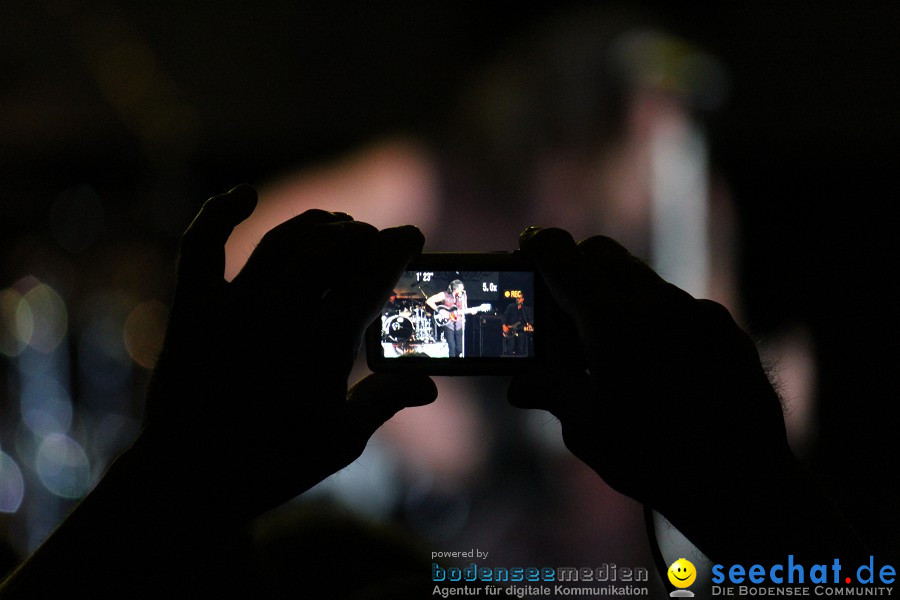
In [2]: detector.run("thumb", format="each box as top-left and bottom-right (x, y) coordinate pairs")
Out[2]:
(508, 367), (591, 421)
(170, 185), (257, 320)
(148, 185), (257, 414)
(345, 373), (437, 437)
(163, 185), (257, 357)
(177, 184), (257, 293)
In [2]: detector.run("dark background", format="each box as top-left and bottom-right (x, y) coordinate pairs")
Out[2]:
(2, 2), (898, 562)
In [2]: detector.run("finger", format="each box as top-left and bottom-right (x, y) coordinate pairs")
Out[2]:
(233, 209), (358, 290)
(577, 235), (650, 280)
(577, 235), (675, 301)
(518, 227), (600, 323)
(321, 224), (425, 342)
(167, 185), (257, 339)
(225, 218), (383, 385)
(578, 235), (695, 330)
(344, 372), (437, 436)
(175, 184), (258, 301)
(151, 185), (258, 403)
(279, 219), (379, 297)
(508, 366), (591, 420)
(315, 225), (424, 375)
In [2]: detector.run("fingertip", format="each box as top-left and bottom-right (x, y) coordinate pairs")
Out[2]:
(362, 372), (437, 408)
(519, 226), (543, 246)
(226, 182), (256, 198)
(405, 374), (438, 407)
(508, 368), (589, 418)
(286, 208), (356, 225)
(532, 227), (577, 246)
(170, 187), (256, 328)
(333, 218), (379, 241)
(377, 225), (425, 262)
(518, 228), (582, 284)
(576, 235), (632, 259)
(225, 184), (259, 221)
(519, 227), (578, 256)
(182, 185), (258, 250)
(386, 224), (425, 246)
(507, 373), (544, 409)
(347, 373), (437, 430)
(352, 370), (436, 394)
(201, 184), (257, 225)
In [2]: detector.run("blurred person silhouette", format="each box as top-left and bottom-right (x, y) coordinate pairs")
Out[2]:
(0, 185), (870, 599)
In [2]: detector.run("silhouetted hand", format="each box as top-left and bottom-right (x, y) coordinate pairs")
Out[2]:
(509, 227), (863, 562)
(142, 184), (437, 520)
(0, 186), (437, 598)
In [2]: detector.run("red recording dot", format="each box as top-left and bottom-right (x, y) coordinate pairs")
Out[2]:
(845, 578), (852, 584)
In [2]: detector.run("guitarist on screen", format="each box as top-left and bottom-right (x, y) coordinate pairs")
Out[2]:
(426, 279), (467, 357)
(426, 279), (490, 358)
(502, 293), (534, 356)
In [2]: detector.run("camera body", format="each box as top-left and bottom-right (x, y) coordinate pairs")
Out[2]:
(365, 252), (544, 375)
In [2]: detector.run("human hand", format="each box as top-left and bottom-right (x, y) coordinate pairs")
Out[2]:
(142, 185), (437, 521)
(508, 227), (798, 556)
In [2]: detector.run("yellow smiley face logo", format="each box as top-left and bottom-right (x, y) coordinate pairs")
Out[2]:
(667, 558), (696, 588)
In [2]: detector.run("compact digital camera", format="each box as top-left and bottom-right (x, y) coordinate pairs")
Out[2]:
(365, 252), (544, 375)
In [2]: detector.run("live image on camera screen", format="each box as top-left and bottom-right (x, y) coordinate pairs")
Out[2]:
(379, 269), (535, 359)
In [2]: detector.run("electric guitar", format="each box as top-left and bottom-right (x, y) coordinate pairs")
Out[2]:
(502, 322), (534, 338)
(434, 303), (491, 327)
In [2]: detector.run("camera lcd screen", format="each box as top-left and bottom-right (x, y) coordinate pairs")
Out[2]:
(366, 255), (538, 374)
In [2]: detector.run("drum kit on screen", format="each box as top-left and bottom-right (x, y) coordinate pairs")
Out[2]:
(381, 292), (439, 347)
